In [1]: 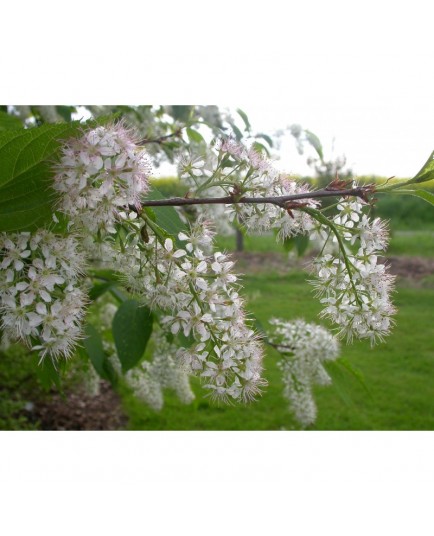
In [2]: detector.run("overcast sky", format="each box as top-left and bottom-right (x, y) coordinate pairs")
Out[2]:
(4, 1), (433, 181)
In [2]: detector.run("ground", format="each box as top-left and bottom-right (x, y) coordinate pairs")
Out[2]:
(31, 382), (127, 431)
(28, 252), (434, 431)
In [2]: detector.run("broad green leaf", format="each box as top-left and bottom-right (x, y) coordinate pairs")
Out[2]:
(0, 164), (56, 231)
(186, 127), (205, 144)
(0, 115), (115, 232)
(236, 108), (251, 132)
(0, 111), (23, 131)
(0, 121), (82, 188)
(112, 300), (153, 372)
(144, 187), (187, 237)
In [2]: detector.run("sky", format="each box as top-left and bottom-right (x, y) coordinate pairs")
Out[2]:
(4, 3), (433, 180)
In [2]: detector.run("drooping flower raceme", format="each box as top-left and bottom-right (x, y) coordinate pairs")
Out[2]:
(311, 195), (396, 345)
(109, 215), (266, 403)
(268, 318), (340, 427)
(0, 230), (87, 360)
(53, 123), (152, 236)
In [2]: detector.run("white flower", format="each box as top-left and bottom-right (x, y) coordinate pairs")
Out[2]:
(268, 318), (340, 427)
(53, 123), (152, 237)
(0, 230), (87, 361)
(311, 199), (395, 345)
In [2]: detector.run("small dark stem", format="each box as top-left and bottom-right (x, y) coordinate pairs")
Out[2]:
(138, 129), (183, 145)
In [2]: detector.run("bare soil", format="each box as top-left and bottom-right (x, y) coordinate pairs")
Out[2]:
(232, 251), (434, 280)
(32, 381), (127, 431)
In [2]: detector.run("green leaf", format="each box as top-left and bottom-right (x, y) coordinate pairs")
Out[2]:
(83, 324), (118, 384)
(112, 300), (153, 372)
(255, 133), (273, 148)
(388, 188), (434, 207)
(88, 281), (115, 301)
(251, 141), (270, 157)
(0, 111), (23, 131)
(144, 187), (187, 237)
(229, 122), (243, 141)
(304, 129), (323, 160)
(0, 121), (82, 189)
(0, 122), (83, 232)
(236, 108), (251, 132)
(324, 358), (371, 407)
(170, 106), (193, 122)
(83, 324), (106, 376)
(411, 150), (434, 185)
(186, 127), (205, 144)
(0, 115), (115, 232)
(282, 234), (309, 256)
(34, 356), (63, 392)
(0, 164), (57, 231)
(56, 106), (77, 122)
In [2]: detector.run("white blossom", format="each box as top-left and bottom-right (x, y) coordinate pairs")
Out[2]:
(0, 230), (87, 361)
(311, 194), (395, 345)
(53, 123), (152, 236)
(268, 318), (340, 427)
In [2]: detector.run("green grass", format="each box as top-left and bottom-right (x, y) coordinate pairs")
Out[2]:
(123, 270), (434, 431)
(388, 230), (434, 257)
(215, 230), (434, 258)
(215, 232), (284, 253)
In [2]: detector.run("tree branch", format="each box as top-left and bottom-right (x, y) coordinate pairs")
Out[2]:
(139, 185), (374, 209)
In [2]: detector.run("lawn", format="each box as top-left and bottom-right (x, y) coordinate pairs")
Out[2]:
(123, 239), (434, 430)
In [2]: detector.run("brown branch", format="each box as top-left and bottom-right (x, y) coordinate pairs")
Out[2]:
(139, 185), (374, 209)
(138, 128), (183, 146)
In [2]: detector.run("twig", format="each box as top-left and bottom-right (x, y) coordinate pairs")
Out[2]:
(138, 128), (183, 146)
(138, 185), (374, 210)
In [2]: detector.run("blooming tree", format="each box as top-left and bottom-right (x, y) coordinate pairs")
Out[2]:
(0, 105), (433, 427)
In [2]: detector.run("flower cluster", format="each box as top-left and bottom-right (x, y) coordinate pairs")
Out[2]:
(268, 318), (340, 427)
(191, 137), (318, 240)
(0, 230), (87, 360)
(53, 123), (152, 236)
(111, 216), (266, 403)
(311, 195), (396, 345)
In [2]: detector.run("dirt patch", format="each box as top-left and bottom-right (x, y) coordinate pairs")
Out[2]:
(382, 256), (434, 280)
(31, 381), (128, 431)
(231, 251), (434, 280)
(231, 251), (308, 275)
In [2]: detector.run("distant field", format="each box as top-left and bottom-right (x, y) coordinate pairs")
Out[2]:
(215, 230), (434, 258)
